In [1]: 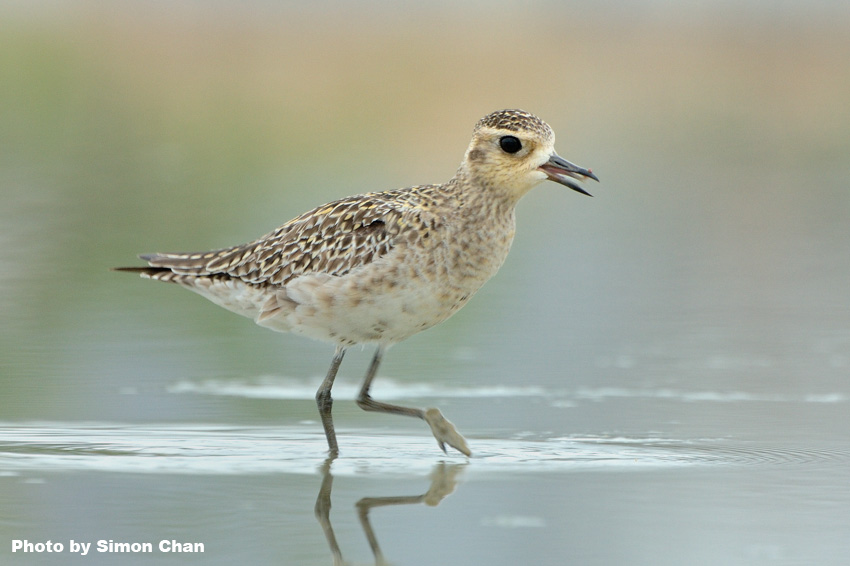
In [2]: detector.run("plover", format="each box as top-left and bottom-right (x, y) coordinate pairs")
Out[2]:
(116, 109), (598, 457)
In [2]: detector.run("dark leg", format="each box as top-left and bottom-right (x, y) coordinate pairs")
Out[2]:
(316, 346), (346, 457)
(356, 346), (471, 456)
(356, 346), (424, 420)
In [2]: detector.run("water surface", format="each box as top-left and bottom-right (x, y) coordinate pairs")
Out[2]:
(2, 3), (850, 565)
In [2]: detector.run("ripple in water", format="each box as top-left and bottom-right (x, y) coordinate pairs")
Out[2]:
(0, 423), (846, 476)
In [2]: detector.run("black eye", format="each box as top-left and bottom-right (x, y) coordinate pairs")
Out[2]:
(499, 135), (522, 154)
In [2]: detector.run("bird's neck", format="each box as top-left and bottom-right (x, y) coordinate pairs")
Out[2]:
(451, 167), (522, 219)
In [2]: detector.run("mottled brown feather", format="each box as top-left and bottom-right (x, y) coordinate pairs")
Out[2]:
(133, 185), (453, 287)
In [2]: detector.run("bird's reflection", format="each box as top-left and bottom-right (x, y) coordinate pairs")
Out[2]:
(315, 458), (465, 566)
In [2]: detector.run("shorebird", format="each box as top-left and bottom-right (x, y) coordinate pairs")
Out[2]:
(116, 109), (597, 457)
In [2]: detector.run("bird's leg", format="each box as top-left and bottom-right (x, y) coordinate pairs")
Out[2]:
(316, 346), (346, 457)
(356, 346), (471, 457)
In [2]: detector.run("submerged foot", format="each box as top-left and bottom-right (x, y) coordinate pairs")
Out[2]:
(424, 408), (471, 457)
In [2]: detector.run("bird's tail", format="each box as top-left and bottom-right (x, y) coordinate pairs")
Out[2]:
(112, 264), (182, 282)
(113, 250), (233, 282)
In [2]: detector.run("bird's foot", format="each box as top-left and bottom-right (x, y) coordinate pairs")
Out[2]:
(424, 408), (471, 457)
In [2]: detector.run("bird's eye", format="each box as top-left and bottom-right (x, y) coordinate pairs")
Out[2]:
(499, 135), (522, 154)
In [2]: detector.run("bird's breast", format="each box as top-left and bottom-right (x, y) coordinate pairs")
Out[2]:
(256, 204), (517, 346)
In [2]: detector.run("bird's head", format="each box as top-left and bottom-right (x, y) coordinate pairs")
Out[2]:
(461, 109), (598, 201)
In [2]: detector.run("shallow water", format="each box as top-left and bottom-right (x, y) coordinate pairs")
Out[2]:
(2, 419), (850, 565)
(3, 3), (850, 565)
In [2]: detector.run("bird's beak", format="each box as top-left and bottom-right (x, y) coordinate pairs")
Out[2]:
(538, 153), (599, 196)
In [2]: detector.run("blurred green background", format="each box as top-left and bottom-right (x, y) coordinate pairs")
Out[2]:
(1, 1), (848, 424)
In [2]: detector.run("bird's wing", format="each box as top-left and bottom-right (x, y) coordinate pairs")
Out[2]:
(126, 191), (426, 286)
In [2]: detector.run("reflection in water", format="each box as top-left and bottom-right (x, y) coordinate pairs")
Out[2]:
(315, 459), (464, 566)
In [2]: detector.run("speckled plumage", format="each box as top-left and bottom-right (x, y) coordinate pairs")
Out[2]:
(117, 109), (598, 457)
(475, 108), (554, 141)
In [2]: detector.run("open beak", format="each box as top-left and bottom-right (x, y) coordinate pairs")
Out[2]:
(538, 153), (599, 196)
